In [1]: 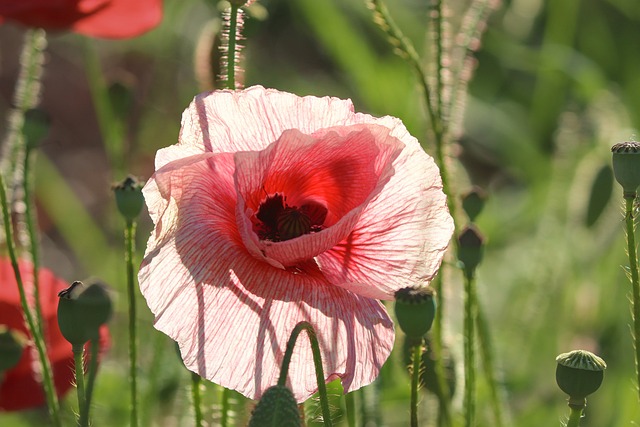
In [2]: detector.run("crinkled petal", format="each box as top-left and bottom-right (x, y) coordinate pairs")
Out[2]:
(158, 86), (361, 169)
(234, 125), (402, 267)
(316, 116), (454, 299)
(139, 154), (395, 402)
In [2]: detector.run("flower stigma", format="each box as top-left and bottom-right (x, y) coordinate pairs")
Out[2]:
(254, 193), (327, 241)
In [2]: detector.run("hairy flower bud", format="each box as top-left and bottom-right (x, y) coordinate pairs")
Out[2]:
(113, 175), (145, 222)
(248, 385), (301, 427)
(462, 187), (486, 222)
(395, 287), (436, 341)
(58, 281), (112, 346)
(611, 142), (640, 198)
(556, 350), (606, 407)
(457, 225), (485, 280)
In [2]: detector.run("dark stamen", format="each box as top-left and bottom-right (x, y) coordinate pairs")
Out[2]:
(253, 194), (327, 241)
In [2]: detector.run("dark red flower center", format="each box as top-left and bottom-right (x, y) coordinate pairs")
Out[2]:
(254, 194), (327, 241)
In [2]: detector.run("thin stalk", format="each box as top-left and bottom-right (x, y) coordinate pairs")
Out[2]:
(431, 274), (452, 427)
(410, 342), (422, 427)
(2, 28), (47, 359)
(345, 392), (356, 427)
(278, 322), (332, 427)
(625, 195), (640, 400)
(565, 406), (583, 427)
(358, 388), (370, 426)
(1, 29), (46, 201)
(369, 0), (442, 140)
(84, 338), (100, 423)
(191, 372), (203, 427)
(226, 4), (240, 89)
(125, 219), (139, 427)
(23, 146), (45, 341)
(220, 386), (230, 427)
(463, 274), (477, 427)
(476, 303), (506, 427)
(83, 39), (125, 175)
(434, 0), (444, 121)
(73, 344), (88, 427)
(299, 403), (306, 426)
(0, 173), (61, 426)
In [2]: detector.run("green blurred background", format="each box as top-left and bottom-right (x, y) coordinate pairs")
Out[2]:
(1, 0), (640, 425)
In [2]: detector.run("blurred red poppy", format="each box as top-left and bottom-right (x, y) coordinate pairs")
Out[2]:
(0, 0), (162, 39)
(0, 258), (109, 411)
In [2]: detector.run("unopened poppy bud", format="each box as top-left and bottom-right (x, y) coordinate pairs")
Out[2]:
(462, 187), (486, 222)
(23, 108), (50, 151)
(58, 281), (112, 346)
(611, 142), (640, 198)
(395, 287), (436, 341)
(248, 385), (301, 427)
(556, 350), (606, 407)
(457, 225), (485, 280)
(113, 175), (144, 222)
(0, 326), (28, 372)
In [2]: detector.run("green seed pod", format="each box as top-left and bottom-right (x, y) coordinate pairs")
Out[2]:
(611, 142), (640, 198)
(457, 225), (485, 280)
(248, 385), (301, 427)
(462, 187), (486, 222)
(0, 326), (28, 372)
(58, 281), (112, 346)
(394, 287), (436, 341)
(556, 350), (606, 407)
(113, 175), (145, 222)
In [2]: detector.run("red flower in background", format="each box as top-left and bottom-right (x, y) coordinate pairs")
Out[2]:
(0, 0), (162, 39)
(0, 258), (109, 411)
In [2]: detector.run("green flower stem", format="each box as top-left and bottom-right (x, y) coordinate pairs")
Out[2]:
(431, 274), (452, 427)
(476, 303), (506, 427)
(191, 372), (203, 427)
(3, 28), (47, 357)
(345, 392), (356, 427)
(226, 4), (240, 89)
(433, 0), (444, 121)
(125, 219), (139, 427)
(0, 173), (61, 427)
(73, 344), (88, 427)
(220, 386), (230, 427)
(358, 388), (369, 426)
(566, 406), (583, 427)
(463, 274), (477, 427)
(84, 338), (100, 424)
(83, 39), (125, 175)
(624, 195), (640, 400)
(278, 322), (332, 427)
(23, 145), (44, 339)
(369, 0), (441, 140)
(1, 29), (45, 198)
(410, 341), (422, 427)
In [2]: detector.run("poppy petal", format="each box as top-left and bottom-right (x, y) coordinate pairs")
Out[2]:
(140, 152), (395, 402)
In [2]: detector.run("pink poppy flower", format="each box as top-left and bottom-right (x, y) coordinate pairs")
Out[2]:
(138, 86), (454, 402)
